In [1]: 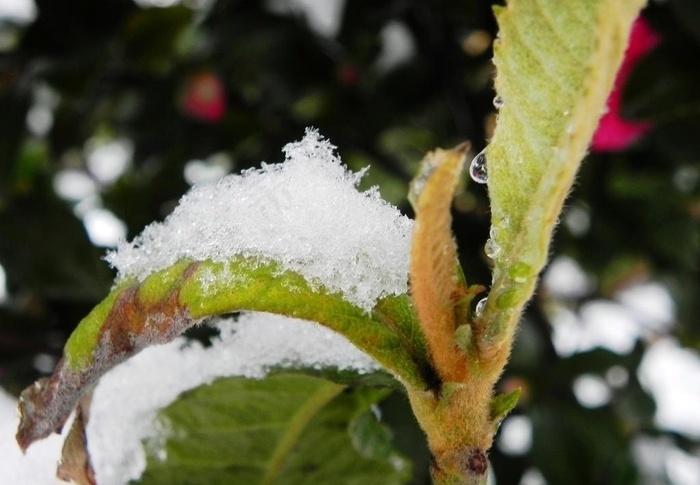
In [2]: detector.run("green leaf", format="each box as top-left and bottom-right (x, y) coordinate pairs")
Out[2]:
(17, 256), (428, 452)
(481, 0), (646, 355)
(490, 388), (521, 431)
(138, 374), (411, 485)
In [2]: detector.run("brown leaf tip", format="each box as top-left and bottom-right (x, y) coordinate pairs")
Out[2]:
(16, 361), (85, 453)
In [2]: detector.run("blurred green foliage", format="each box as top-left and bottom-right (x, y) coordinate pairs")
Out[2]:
(0, 0), (699, 484)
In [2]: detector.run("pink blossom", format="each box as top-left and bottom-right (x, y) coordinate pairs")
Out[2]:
(592, 17), (660, 152)
(181, 71), (227, 123)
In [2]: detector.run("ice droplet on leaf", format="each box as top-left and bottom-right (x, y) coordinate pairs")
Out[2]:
(485, 225), (501, 259)
(475, 297), (488, 318)
(469, 149), (488, 184)
(484, 238), (501, 259)
(408, 157), (438, 209)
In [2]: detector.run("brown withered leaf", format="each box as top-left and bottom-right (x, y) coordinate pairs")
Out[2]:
(17, 264), (198, 452)
(57, 393), (96, 485)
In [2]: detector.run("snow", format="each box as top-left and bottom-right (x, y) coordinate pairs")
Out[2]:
(266, 0), (346, 37)
(106, 128), (413, 312)
(1, 313), (378, 485)
(0, 389), (66, 484)
(86, 313), (380, 485)
(497, 415), (532, 456)
(547, 276), (675, 357)
(639, 338), (700, 439)
(549, 301), (640, 356)
(542, 255), (593, 299)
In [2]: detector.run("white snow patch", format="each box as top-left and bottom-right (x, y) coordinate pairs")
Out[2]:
(376, 21), (416, 72)
(639, 338), (700, 439)
(497, 415), (532, 456)
(106, 128), (413, 311)
(83, 208), (128, 248)
(0, 388), (66, 485)
(0, 263), (7, 304)
(0, 0), (36, 23)
(572, 374), (611, 408)
(549, 301), (640, 356)
(266, 0), (346, 37)
(542, 256), (593, 299)
(633, 435), (700, 485)
(85, 138), (133, 185)
(184, 152), (232, 185)
(53, 169), (98, 201)
(615, 282), (675, 333)
(87, 312), (379, 485)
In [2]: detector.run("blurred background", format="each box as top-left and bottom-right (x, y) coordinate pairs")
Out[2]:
(1, 0), (699, 483)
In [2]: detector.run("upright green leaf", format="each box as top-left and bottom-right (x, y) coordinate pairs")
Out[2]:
(481, 0), (646, 357)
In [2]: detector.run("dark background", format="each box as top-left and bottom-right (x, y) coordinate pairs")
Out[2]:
(1, 0), (699, 483)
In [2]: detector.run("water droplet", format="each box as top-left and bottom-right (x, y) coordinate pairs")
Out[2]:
(469, 149), (488, 184)
(475, 297), (488, 317)
(493, 95), (504, 109)
(489, 225), (498, 240)
(408, 160), (438, 207)
(485, 238), (501, 259)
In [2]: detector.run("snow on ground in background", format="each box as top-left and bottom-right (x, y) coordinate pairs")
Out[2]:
(87, 313), (380, 485)
(266, 0), (346, 37)
(633, 435), (700, 485)
(639, 338), (700, 439)
(376, 21), (416, 72)
(615, 282), (675, 333)
(0, 263), (7, 303)
(542, 255), (593, 299)
(0, 389), (65, 485)
(106, 128), (413, 312)
(543, 259), (700, 444)
(545, 257), (675, 357)
(0, 0), (36, 23)
(549, 301), (640, 356)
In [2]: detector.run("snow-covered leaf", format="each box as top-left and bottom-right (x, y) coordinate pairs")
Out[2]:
(16, 130), (429, 455)
(16, 258), (429, 454)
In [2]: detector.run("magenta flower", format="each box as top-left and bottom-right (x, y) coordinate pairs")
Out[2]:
(592, 16), (660, 152)
(180, 71), (227, 123)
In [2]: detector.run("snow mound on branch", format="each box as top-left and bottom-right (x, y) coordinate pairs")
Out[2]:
(106, 128), (412, 311)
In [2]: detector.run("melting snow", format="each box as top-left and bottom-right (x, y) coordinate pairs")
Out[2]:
(0, 389), (66, 484)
